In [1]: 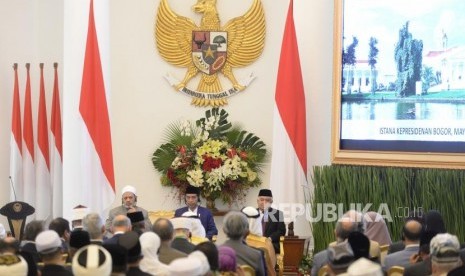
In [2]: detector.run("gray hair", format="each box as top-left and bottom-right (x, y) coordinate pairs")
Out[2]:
(223, 211), (249, 240)
(82, 213), (104, 239)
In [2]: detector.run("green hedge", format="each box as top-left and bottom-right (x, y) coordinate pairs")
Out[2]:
(310, 165), (465, 253)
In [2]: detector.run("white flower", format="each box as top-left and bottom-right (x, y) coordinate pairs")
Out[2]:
(171, 157), (182, 169)
(187, 169), (204, 187)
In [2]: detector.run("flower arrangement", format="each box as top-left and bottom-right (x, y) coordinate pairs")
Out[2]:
(152, 108), (267, 206)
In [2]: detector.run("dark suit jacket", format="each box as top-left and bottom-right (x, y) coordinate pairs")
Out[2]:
(171, 237), (196, 254)
(174, 206), (218, 239)
(222, 239), (266, 276)
(126, 267), (152, 276)
(158, 243), (187, 265)
(262, 207), (286, 253)
(389, 240), (405, 254)
(41, 264), (73, 276)
(103, 232), (123, 245)
(403, 258), (431, 276)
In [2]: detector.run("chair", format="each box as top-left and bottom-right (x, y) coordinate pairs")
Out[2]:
(276, 236), (284, 276)
(240, 264), (256, 276)
(387, 265), (404, 276)
(318, 265), (329, 276)
(379, 244), (389, 266)
(148, 210), (175, 224)
(245, 234), (277, 276)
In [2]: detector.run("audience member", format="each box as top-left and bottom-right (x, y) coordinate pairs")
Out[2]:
(195, 241), (220, 273)
(430, 233), (461, 276)
(171, 217), (196, 254)
(168, 257), (202, 276)
(0, 254), (29, 275)
(20, 220), (44, 264)
(118, 231), (151, 276)
(347, 232), (370, 260)
(327, 241), (355, 275)
(72, 244), (112, 276)
(389, 210), (424, 254)
(104, 215), (132, 245)
(152, 218), (187, 264)
(384, 219), (422, 271)
(102, 243), (128, 275)
(82, 213), (105, 245)
(189, 250), (211, 275)
(35, 230), (72, 276)
(364, 211), (392, 246)
(311, 210), (366, 276)
(48, 217), (71, 253)
(221, 211), (265, 276)
(139, 232), (170, 276)
(174, 185), (218, 240)
(240, 206), (262, 237)
(69, 230), (91, 260)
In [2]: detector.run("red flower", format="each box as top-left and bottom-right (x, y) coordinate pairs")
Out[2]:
(226, 148), (237, 158)
(177, 145), (187, 154)
(239, 151), (247, 159)
(167, 168), (177, 182)
(202, 155), (223, 172)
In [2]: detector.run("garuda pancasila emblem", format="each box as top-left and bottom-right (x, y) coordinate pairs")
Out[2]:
(155, 0), (266, 106)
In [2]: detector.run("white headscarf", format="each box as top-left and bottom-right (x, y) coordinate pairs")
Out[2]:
(139, 232), (170, 276)
(182, 211), (206, 238)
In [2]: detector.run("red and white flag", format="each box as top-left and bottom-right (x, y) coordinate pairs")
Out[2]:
(269, 0), (308, 209)
(77, 0), (115, 214)
(23, 63), (36, 208)
(51, 63), (63, 218)
(10, 64), (23, 202)
(36, 64), (52, 220)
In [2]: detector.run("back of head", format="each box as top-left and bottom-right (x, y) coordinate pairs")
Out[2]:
(118, 231), (142, 263)
(218, 246), (236, 272)
(139, 231), (161, 258)
(195, 241), (219, 271)
(49, 217), (70, 237)
(347, 257), (383, 276)
(402, 219), (423, 242)
(153, 218), (174, 242)
(347, 232), (370, 260)
(72, 244), (112, 276)
(327, 241), (354, 273)
(223, 211), (248, 240)
(335, 211), (364, 241)
(103, 244), (128, 273)
(24, 220), (44, 241)
(70, 230), (91, 249)
(430, 233), (460, 265)
(112, 215), (131, 230)
(82, 213), (104, 239)
(424, 210), (446, 234)
(363, 212), (392, 246)
(0, 237), (19, 254)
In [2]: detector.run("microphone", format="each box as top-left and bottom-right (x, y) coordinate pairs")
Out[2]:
(9, 176), (17, 201)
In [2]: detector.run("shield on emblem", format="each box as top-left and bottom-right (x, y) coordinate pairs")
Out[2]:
(192, 31), (228, 75)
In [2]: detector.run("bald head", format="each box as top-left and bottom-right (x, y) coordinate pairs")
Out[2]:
(112, 215), (132, 233)
(335, 211), (365, 242)
(403, 220), (422, 242)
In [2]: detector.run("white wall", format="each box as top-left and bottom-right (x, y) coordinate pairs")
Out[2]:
(0, 0), (333, 240)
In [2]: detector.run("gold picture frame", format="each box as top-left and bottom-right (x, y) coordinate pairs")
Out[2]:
(331, 0), (465, 169)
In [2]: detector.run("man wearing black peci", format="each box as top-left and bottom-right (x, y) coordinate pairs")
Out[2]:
(256, 189), (286, 253)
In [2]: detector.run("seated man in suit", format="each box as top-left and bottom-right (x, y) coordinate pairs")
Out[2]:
(153, 218), (187, 265)
(105, 185), (151, 238)
(174, 185), (218, 240)
(256, 189), (286, 253)
(221, 211), (266, 276)
(383, 219), (422, 272)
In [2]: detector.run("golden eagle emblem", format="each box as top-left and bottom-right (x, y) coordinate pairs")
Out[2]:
(155, 0), (266, 106)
